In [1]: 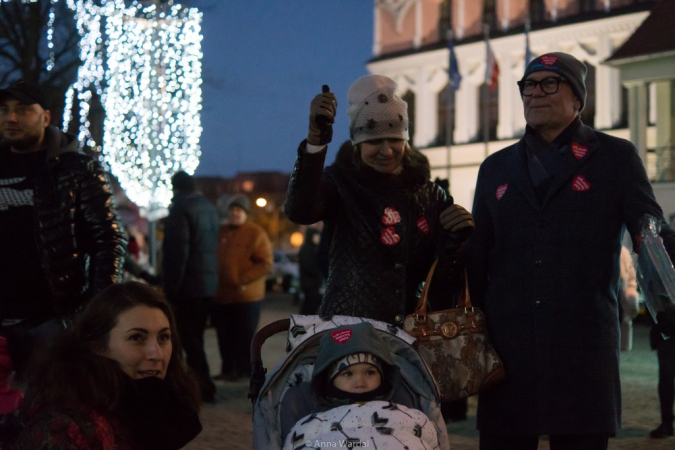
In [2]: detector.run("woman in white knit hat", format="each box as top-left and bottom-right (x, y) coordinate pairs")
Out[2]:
(284, 75), (473, 324)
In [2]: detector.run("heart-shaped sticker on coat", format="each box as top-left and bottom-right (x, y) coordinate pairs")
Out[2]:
(381, 227), (401, 245)
(382, 207), (401, 225)
(496, 183), (508, 200)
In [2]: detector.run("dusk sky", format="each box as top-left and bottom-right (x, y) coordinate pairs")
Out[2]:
(182, 1), (374, 178)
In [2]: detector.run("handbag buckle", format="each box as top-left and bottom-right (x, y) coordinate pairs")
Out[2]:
(440, 321), (459, 338)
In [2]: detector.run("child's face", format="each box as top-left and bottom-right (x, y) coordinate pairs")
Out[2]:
(332, 363), (381, 394)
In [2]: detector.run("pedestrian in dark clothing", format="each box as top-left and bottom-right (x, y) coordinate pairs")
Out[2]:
(298, 226), (324, 315)
(467, 52), (675, 450)
(285, 75), (473, 324)
(162, 171), (220, 402)
(650, 310), (675, 438)
(0, 79), (126, 377)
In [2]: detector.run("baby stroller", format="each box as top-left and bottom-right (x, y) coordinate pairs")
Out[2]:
(249, 314), (450, 449)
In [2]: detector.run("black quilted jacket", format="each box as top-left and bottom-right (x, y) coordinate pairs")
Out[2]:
(22, 126), (126, 317)
(285, 141), (465, 324)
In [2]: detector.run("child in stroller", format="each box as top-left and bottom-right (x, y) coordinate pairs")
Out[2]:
(250, 315), (449, 450)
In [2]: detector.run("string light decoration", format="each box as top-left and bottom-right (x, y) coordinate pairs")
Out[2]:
(102, 2), (203, 214)
(58, 0), (203, 215)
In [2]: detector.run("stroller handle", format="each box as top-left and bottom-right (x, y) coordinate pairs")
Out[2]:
(249, 318), (291, 404)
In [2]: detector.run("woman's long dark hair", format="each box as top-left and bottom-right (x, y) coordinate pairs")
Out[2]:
(26, 282), (201, 413)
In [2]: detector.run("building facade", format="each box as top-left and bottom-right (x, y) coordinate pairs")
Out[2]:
(367, 0), (674, 221)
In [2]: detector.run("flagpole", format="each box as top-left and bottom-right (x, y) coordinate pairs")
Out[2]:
(483, 23), (490, 159)
(446, 30), (453, 184)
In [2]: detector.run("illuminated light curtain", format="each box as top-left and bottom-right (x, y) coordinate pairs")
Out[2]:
(103, 2), (203, 215)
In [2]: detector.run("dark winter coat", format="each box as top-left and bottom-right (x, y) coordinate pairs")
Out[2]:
(285, 141), (464, 324)
(15, 376), (202, 450)
(162, 191), (220, 299)
(0, 125), (127, 317)
(467, 122), (675, 435)
(298, 227), (324, 294)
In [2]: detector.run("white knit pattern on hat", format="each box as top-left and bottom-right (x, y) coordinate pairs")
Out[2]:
(329, 352), (383, 381)
(347, 75), (409, 145)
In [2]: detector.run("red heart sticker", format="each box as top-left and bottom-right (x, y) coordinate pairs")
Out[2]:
(496, 183), (508, 200)
(331, 329), (352, 343)
(572, 175), (591, 191)
(541, 54), (558, 66)
(416, 216), (429, 235)
(382, 207), (401, 225)
(571, 143), (587, 160)
(381, 227), (401, 245)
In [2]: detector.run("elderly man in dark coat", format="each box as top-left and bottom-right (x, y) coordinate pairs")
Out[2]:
(467, 52), (675, 450)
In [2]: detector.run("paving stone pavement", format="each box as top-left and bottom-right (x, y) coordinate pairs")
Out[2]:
(183, 293), (674, 450)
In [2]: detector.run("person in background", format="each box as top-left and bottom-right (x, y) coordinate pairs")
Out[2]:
(162, 170), (219, 402)
(467, 52), (675, 450)
(619, 245), (639, 351)
(285, 75), (473, 325)
(298, 225), (325, 315)
(212, 195), (273, 381)
(14, 282), (202, 450)
(0, 79), (126, 378)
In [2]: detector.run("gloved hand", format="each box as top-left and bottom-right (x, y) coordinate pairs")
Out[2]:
(307, 85), (337, 146)
(440, 204), (474, 236)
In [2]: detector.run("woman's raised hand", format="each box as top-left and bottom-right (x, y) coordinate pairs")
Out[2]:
(307, 85), (337, 146)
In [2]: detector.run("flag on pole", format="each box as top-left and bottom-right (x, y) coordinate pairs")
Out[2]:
(524, 19), (532, 65)
(485, 40), (499, 89)
(447, 32), (462, 91)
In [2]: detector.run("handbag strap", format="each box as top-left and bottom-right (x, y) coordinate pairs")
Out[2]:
(414, 258), (472, 316)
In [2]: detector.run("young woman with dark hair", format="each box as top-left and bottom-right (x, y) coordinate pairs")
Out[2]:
(14, 281), (202, 449)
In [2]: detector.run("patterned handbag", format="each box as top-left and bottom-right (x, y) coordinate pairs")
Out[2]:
(403, 259), (505, 401)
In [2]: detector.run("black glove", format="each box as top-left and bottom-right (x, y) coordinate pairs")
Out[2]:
(439, 204), (474, 237)
(307, 85), (337, 146)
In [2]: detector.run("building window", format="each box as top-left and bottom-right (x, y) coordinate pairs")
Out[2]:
(479, 84), (498, 142)
(402, 90), (416, 145)
(580, 0), (597, 13)
(530, 0), (546, 24)
(437, 83), (456, 146)
(483, 0), (497, 32)
(618, 86), (629, 129)
(439, 0), (452, 42)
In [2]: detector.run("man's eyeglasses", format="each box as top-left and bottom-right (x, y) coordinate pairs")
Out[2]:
(517, 77), (567, 96)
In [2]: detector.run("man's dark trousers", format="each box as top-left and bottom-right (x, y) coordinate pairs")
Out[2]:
(172, 296), (216, 401)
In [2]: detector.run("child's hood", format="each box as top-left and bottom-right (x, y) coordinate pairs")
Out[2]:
(312, 322), (394, 382)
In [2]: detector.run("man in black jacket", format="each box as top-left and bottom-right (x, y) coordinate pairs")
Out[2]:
(162, 171), (219, 402)
(0, 79), (126, 375)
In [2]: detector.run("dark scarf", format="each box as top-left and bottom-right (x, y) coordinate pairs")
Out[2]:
(524, 116), (581, 203)
(118, 377), (202, 450)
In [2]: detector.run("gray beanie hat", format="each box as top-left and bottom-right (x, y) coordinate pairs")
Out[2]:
(228, 194), (250, 213)
(347, 74), (409, 145)
(521, 52), (587, 112)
